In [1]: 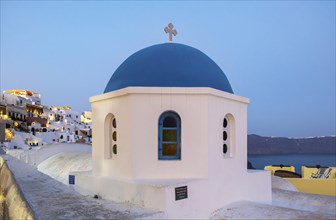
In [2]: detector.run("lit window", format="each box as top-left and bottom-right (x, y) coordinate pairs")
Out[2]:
(158, 111), (181, 160)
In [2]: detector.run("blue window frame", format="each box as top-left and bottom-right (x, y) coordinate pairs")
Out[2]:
(158, 111), (181, 160)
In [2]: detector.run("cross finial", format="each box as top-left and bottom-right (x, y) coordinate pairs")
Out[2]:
(164, 23), (177, 42)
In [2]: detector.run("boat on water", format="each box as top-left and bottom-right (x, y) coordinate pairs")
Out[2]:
(264, 165), (336, 196)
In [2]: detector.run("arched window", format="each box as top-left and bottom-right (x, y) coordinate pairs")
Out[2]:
(223, 114), (234, 157)
(111, 118), (117, 156)
(104, 113), (117, 159)
(158, 111), (181, 160)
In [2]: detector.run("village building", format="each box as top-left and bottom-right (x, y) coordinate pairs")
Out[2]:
(64, 110), (82, 124)
(58, 132), (76, 143)
(0, 104), (13, 142)
(0, 121), (5, 142)
(1, 89), (92, 148)
(26, 117), (48, 129)
(2, 89), (41, 106)
(42, 106), (56, 122)
(6, 105), (27, 122)
(26, 103), (44, 117)
(81, 111), (92, 124)
(26, 137), (40, 146)
(0, 104), (7, 118)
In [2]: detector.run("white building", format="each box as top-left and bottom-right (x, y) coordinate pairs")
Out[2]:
(2, 89), (41, 106)
(29, 121), (42, 130)
(81, 111), (92, 124)
(65, 110), (82, 124)
(71, 42), (271, 219)
(58, 132), (76, 143)
(42, 106), (56, 122)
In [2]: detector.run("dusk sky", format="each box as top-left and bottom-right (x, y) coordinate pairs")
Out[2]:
(1, 1), (335, 138)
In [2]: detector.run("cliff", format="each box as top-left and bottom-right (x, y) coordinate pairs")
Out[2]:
(248, 135), (336, 155)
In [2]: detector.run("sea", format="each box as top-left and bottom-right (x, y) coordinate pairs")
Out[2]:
(248, 154), (336, 174)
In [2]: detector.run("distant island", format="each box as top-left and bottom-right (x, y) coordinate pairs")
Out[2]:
(248, 134), (336, 155)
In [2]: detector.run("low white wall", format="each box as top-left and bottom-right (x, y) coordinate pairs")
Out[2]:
(71, 170), (272, 219)
(71, 171), (167, 211)
(0, 156), (35, 220)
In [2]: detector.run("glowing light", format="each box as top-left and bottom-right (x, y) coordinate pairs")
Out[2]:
(52, 106), (71, 110)
(48, 114), (55, 121)
(0, 114), (9, 120)
(4, 89), (38, 96)
(5, 129), (15, 140)
(81, 115), (92, 124)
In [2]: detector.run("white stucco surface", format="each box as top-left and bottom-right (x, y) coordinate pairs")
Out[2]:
(38, 152), (92, 184)
(7, 143), (91, 166)
(2, 144), (334, 219)
(0, 153), (163, 219)
(271, 175), (298, 191)
(272, 188), (336, 216)
(74, 86), (272, 218)
(90, 87), (250, 180)
(210, 201), (335, 219)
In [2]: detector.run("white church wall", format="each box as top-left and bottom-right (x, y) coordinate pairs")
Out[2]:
(205, 94), (271, 208)
(90, 87), (257, 181)
(71, 172), (168, 211)
(86, 87), (272, 219)
(91, 87), (210, 179)
(129, 90), (209, 179)
(202, 94), (249, 212)
(207, 94), (249, 177)
(71, 169), (213, 218)
(91, 93), (134, 178)
(161, 179), (210, 219)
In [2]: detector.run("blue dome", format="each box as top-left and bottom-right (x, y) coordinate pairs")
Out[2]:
(104, 43), (233, 94)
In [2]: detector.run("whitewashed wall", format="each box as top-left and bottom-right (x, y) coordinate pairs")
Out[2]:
(73, 86), (272, 219)
(90, 87), (250, 180)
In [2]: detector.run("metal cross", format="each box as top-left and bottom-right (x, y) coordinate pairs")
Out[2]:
(164, 23), (177, 42)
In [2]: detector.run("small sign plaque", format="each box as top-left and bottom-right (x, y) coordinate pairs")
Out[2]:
(175, 186), (188, 201)
(69, 175), (75, 185)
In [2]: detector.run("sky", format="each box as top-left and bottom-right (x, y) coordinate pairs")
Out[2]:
(1, 1), (335, 137)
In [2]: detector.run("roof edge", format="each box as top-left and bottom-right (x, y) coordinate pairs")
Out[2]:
(91, 87), (249, 104)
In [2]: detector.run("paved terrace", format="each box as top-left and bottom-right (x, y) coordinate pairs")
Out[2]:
(1, 154), (162, 219)
(1, 150), (335, 219)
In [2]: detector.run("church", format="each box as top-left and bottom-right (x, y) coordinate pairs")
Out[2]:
(71, 24), (271, 219)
